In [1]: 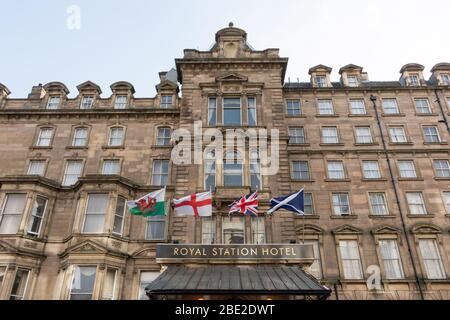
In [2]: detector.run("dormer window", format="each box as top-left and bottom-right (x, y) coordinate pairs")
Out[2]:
(47, 96), (61, 109)
(114, 95), (128, 109)
(441, 74), (450, 86)
(80, 95), (94, 109)
(316, 76), (326, 88)
(160, 95), (173, 108)
(408, 74), (420, 86)
(347, 75), (359, 87)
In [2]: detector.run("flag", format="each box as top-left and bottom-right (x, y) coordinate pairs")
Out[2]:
(267, 189), (304, 215)
(173, 191), (212, 217)
(229, 192), (259, 216)
(127, 188), (166, 217)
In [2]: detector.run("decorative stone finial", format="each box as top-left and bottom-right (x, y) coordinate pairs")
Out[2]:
(229, 22), (234, 27)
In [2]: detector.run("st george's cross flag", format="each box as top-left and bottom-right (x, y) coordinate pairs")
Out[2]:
(173, 191), (212, 217)
(267, 189), (305, 215)
(126, 188), (166, 217)
(228, 192), (259, 216)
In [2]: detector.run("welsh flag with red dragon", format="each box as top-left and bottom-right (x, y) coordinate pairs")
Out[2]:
(126, 188), (166, 217)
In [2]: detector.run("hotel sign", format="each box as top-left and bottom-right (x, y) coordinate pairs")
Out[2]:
(156, 244), (314, 263)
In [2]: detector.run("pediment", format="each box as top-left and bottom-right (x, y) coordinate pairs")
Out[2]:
(411, 223), (442, 234)
(296, 224), (324, 235)
(156, 79), (179, 91)
(76, 80), (102, 94)
(371, 225), (402, 235)
(216, 72), (248, 83)
(332, 225), (363, 235)
(131, 247), (156, 258)
(0, 240), (18, 253)
(62, 240), (108, 256)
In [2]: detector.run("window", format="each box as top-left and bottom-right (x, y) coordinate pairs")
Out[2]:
(419, 239), (446, 279)
(208, 97), (217, 126)
(80, 96), (94, 109)
(304, 193), (314, 215)
(250, 151), (261, 190)
(83, 194), (108, 233)
(62, 160), (83, 186)
(47, 96), (60, 109)
(27, 196), (47, 237)
(389, 127), (407, 143)
(0, 194), (26, 234)
(406, 192), (427, 215)
(27, 160), (46, 176)
(434, 160), (450, 178)
(223, 98), (241, 125)
(332, 193), (351, 215)
(156, 127), (171, 146)
(247, 97), (257, 126)
(322, 127), (339, 144)
(113, 197), (126, 236)
(160, 95), (173, 108)
(288, 127), (305, 144)
(108, 127), (124, 146)
(102, 269), (117, 300)
(362, 160), (382, 179)
(347, 75), (359, 87)
(70, 266), (97, 300)
(202, 217), (216, 244)
(72, 128), (88, 147)
(442, 192), (450, 213)
(318, 99), (334, 115)
(292, 161), (310, 180)
(139, 272), (160, 300)
(355, 127), (373, 144)
(350, 99), (366, 115)
(222, 217), (245, 244)
(304, 240), (322, 279)
(339, 240), (363, 279)
(379, 240), (404, 279)
(398, 160), (417, 178)
(369, 193), (389, 216)
(382, 99), (399, 114)
(327, 161), (345, 180)
(315, 76), (326, 87)
(9, 269), (30, 300)
(286, 99), (301, 116)
(151, 160), (169, 186)
(0, 266), (5, 291)
(36, 128), (54, 147)
(441, 74), (450, 85)
(423, 126), (441, 143)
(114, 95), (128, 109)
(146, 216), (166, 240)
(102, 159), (120, 175)
(204, 151), (216, 191)
(409, 74), (420, 86)
(414, 98), (431, 114)
(223, 151), (243, 187)
(251, 216), (265, 244)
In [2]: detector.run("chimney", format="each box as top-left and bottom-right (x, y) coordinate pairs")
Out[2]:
(28, 83), (46, 100)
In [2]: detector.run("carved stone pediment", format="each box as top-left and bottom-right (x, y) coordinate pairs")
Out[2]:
(296, 224), (324, 235)
(411, 223), (442, 234)
(0, 240), (18, 253)
(216, 72), (248, 83)
(332, 224), (363, 235)
(61, 240), (108, 257)
(132, 247), (156, 258)
(156, 79), (178, 92)
(371, 225), (402, 235)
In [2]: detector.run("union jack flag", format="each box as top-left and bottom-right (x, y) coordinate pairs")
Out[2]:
(228, 192), (259, 216)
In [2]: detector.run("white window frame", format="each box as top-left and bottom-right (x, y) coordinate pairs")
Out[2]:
(151, 160), (169, 186)
(389, 127), (407, 143)
(208, 97), (217, 126)
(27, 195), (48, 237)
(69, 265), (98, 300)
(349, 99), (366, 115)
(156, 127), (171, 146)
(423, 126), (441, 143)
(47, 96), (61, 109)
(286, 99), (301, 116)
(288, 127), (305, 144)
(382, 98), (399, 114)
(27, 160), (46, 176)
(355, 127), (373, 144)
(112, 197), (126, 236)
(339, 240), (363, 279)
(347, 75), (359, 87)
(327, 161), (345, 180)
(362, 160), (382, 179)
(398, 160), (417, 178)
(406, 192), (427, 215)
(418, 239), (446, 280)
(9, 269), (30, 300)
(145, 215), (166, 240)
(292, 161), (310, 180)
(414, 98), (431, 114)
(315, 76), (326, 88)
(114, 95), (128, 109)
(102, 159), (121, 175)
(62, 160), (84, 186)
(247, 97), (257, 126)
(72, 127), (88, 147)
(108, 127), (124, 147)
(318, 99), (334, 115)
(433, 160), (450, 178)
(223, 151), (244, 187)
(160, 95), (173, 108)
(0, 193), (27, 235)
(82, 194), (108, 234)
(201, 216), (216, 244)
(369, 192), (389, 216)
(332, 192), (351, 216)
(36, 128), (54, 147)
(251, 216), (265, 244)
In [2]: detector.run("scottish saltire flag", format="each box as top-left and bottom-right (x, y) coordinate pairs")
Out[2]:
(267, 189), (304, 215)
(229, 192), (259, 216)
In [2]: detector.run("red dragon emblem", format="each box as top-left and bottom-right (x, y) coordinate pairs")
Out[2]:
(137, 197), (157, 213)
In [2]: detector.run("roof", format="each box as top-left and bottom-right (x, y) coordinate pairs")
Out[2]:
(145, 264), (331, 298)
(283, 81), (403, 90)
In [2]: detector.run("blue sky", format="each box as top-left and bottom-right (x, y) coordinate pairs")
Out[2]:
(1, 0), (449, 97)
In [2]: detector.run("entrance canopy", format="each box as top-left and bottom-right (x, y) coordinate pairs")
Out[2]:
(146, 264), (331, 299)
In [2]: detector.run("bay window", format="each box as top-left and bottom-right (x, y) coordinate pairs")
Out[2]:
(9, 269), (30, 300)
(0, 194), (26, 234)
(83, 194), (108, 233)
(27, 196), (47, 237)
(223, 151), (243, 187)
(70, 266), (97, 300)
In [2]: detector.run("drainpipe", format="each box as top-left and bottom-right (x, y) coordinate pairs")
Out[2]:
(369, 95), (424, 300)
(434, 89), (450, 134)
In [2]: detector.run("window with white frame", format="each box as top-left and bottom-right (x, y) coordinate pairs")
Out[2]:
(286, 99), (301, 116)
(36, 128), (54, 147)
(208, 97), (217, 126)
(250, 151), (261, 190)
(379, 240), (404, 279)
(382, 99), (399, 114)
(80, 96), (94, 109)
(108, 127), (124, 146)
(114, 95), (128, 109)
(288, 127), (305, 144)
(251, 216), (265, 244)
(406, 192), (427, 215)
(27, 196), (47, 237)
(292, 161), (310, 180)
(151, 160), (169, 186)
(339, 240), (363, 279)
(332, 193), (351, 215)
(70, 266), (97, 300)
(350, 99), (366, 115)
(222, 216), (245, 244)
(72, 128), (88, 147)
(322, 127), (339, 144)
(362, 160), (382, 179)
(414, 98), (431, 114)
(318, 99), (334, 115)
(347, 75), (359, 87)
(27, 160), (46, 176)
(83, 194), (108, 233)
(47, 96), (61, 109)
(433, 160), (450, 178)
(327, 161), (345, 180)
(304, 193), (314, 215)
(204, 150), (216, 191)
(389, 127), (407, 143)
(223, 151), (243, 187)
(369, 193), (389, 216)
(304, 240), (322, 279)
(315, 76), (326, 87)
(398, 160), (417, 178)
(160, 95), (173, 108)
(419, 239), (446, 279)
(247, 97), (257, 126)
(62, 160), (83, 186)
(139, 272), (160, 300)
(355, 127), (373, 144)
(113, 197), (126, 236)
(9, 269), (30, 300)
(156, 127), (171, 146)
(102, 268), (117, 300)
(423, 126), (441, 143)
(0, 194), (26, 234)
(409, 74), (420, 86)
(223, 98), (241, 125)
(442, 191), (450, 214)
(441, 74), (450, 85)
(102, 159), (121, 175)
(202, 216), (216, 244)
(146, 215), (166, 240)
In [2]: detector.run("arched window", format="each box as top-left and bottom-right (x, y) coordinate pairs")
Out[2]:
(250, 150), (261, 190)
(204, 150), (216, 191)
(223, 150), (243, 187)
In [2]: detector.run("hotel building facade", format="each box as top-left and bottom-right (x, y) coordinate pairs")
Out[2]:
(0, 24), (450, 300)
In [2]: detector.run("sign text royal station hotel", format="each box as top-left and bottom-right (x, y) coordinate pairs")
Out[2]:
(1, 23), (450, 300)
